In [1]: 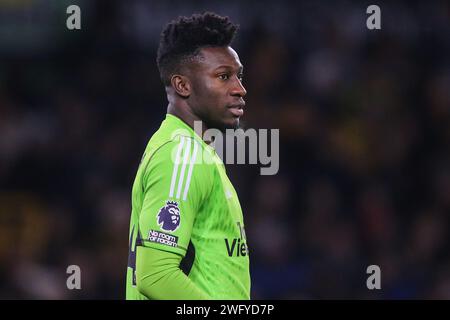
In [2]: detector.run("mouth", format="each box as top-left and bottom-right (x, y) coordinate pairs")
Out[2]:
(227, 102), (245, 117)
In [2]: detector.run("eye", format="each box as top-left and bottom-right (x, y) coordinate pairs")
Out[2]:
(218, 74), (229, 80)
(238, 73), (244, 81)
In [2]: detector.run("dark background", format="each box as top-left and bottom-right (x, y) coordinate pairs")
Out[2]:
(0, 0), (449, 299)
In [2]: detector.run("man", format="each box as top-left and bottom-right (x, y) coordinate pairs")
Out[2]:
(126, 12), (250, 300)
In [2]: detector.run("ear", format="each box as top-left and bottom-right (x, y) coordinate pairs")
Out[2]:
(170, 74), (191, 98)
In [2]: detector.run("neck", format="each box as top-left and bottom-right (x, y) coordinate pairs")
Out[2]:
(167, 102), (211, 143)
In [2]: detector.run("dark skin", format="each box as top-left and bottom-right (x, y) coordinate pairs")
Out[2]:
(166, 46), (247, 135)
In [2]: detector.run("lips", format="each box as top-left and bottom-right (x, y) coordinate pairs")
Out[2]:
(229, 107), (244, 117)
(228, 102), (245, 117)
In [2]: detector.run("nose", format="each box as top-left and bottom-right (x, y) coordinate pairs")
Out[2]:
(230, 76), (247, 98)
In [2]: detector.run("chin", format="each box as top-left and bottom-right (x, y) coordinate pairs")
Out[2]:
(205, 117), (240, 132)
(223, 118), (240, 130)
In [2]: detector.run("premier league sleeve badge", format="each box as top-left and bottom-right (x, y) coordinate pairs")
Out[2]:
(157, 200), (181, 232)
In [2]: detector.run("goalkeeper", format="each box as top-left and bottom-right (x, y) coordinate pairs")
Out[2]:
(126, 12), (250, 300)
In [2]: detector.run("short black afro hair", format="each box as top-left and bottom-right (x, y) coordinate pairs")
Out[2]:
(157, 12), (239, 86)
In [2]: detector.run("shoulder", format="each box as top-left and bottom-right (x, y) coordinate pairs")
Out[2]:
(142, 133), (215, 193)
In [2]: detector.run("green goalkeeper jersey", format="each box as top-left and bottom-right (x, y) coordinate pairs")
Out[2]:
(126, 114), (250, 300)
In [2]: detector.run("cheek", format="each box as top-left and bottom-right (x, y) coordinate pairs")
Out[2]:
(200, 81), (220, 98)
(191, 78), (228, 117)
(198, 86), (225, 109)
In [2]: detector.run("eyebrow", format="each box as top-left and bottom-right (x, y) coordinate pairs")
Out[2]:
(214, 65), (244, 72)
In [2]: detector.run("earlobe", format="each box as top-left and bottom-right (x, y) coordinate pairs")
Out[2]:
(171, 75), (191, 98)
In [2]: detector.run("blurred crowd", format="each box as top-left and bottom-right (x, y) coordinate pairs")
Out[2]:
(0, 0), (449, 299)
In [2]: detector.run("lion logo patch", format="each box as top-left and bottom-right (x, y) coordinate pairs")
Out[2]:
(157, 201), (181, 232)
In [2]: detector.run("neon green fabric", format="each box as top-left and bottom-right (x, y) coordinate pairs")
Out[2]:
(126, 114), (250, 300)
(136, 246), (209, 300)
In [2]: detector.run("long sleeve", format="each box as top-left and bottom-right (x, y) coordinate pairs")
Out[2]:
(136, 246), (210, 300)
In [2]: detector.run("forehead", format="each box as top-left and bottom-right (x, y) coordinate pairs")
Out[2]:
(195, 46), (242, 71)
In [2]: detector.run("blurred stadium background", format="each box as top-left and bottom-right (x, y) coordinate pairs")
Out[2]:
(0, 0), (449, 299)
